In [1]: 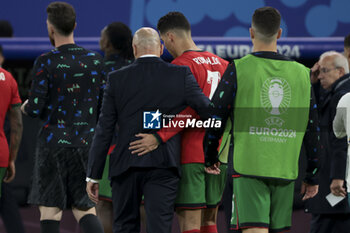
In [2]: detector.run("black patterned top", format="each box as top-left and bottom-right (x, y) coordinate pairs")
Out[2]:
(25, 44), (104, 147)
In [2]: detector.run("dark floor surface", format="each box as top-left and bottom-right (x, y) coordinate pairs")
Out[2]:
(0, 207), (311, 233)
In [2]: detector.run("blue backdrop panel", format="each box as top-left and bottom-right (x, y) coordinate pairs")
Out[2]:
(0, 37), (344, 61)
(0, 0), (348, 37)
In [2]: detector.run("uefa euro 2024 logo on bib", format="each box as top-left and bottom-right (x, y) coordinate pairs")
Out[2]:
(260, 78), (291, 127)
(143, 109), (161, 129)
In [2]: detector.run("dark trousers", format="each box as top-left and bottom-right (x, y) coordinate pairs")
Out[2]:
(111, 167), (179, 233)
(222, 144), (241, 233)
(0, 183), (25, 233)
(222, 160), (233, 231)
(310, 213), (350, 233)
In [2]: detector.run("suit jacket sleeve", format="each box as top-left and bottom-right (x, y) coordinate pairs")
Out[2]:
(87, 74), (118, 179)
(302, 87), (321, 185)
(154, 67), (211, 144)
(25, 56), (49, 117)
(204, 62), (237, 166)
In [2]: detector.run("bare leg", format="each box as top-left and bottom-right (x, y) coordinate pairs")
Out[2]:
(201, 206), (218, 226)
(96, 200), (113, 233)
(39, 206), (63, 233)
(176, 209), (202, 232)
(39, 206), (62, 221)
(242, 228), (268, 233)
(140, 204), (147, 229)
(200, 206), (219, 232)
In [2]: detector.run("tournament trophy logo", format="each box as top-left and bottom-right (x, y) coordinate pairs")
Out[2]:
(260, 78), (291, 127)
(143, 109), (162, 129)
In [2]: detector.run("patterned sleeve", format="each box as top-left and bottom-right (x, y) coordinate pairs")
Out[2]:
(303, 86), (321, 185)
(25, 56), (49, 117)
(97, 55), (106, 118)
(204, 61), (237, 166)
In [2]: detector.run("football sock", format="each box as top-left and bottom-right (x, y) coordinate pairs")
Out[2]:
(40, 220), (60, 233)
(79, 214), (104, 233)
(200, 225), (218, 233)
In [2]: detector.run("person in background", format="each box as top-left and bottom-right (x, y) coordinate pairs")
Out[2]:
(129, 11), (229, 233)
(306, 51), (350, 233)
(21, 2), (104, 233)
(86, 27), (210, 233)
(99, 21), (133, 74)
(333, 92), (350, 203)
(344, 34), (350, 68)
(0, 44), (23, 232)
(0, 20), (13, 37)
(97, 21), (134, 233)
(0, 21), (26, 230)
(205, 7), (320, 233)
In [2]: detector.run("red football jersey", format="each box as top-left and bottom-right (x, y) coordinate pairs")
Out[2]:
(0, 68), (21, 167)
(158, 50), (228, 164)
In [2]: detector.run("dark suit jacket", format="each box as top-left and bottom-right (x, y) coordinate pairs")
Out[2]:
(306, 73), (350, 214)
(87, 56), (210, 179)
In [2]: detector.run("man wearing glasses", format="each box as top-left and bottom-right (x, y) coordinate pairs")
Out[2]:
(306, 51), (350, 233)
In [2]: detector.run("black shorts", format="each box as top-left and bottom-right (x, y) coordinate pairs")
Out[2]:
(28, 136), (95, 210)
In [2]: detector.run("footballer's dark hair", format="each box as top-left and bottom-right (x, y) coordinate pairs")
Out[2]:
(344, 34), (350, 48)
(105, 22), (134, 60)
(252, 7), (281, 42)
(47, 2), (76, 36)
(157, 11), (191, 34)
(0, 20), (13, 37)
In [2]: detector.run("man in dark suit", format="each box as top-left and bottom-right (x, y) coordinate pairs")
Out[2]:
(86, 27), (210, 233)
(306, 51), (350, 233)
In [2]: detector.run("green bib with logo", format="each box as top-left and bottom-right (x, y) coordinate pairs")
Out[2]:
(218, 117), (232, 164)
(233, 54), (310, 180)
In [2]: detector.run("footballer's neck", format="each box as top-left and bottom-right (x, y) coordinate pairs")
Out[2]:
(252, 40), (278, 53)
(176, 37), (201, 57)
(54, 34), (75, 48)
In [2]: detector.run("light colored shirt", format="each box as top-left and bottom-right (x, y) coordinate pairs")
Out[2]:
(333, 92), (350, 186)
(139, 54), (158, 58)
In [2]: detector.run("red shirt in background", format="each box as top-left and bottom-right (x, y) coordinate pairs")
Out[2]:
(157, 50), (228, 164)
(0, 68), (21, 167)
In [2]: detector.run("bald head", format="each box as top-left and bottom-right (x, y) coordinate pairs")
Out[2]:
(132, 27), (163, 58)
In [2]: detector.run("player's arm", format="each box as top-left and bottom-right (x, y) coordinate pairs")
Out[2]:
(301, 86), (321, 200)
(86, 76), (118, 203)
(97, 56), (107, 119)
(204, 62), (237, 167)
(129, 68), (210, 156)
(4, 105), (23, 183)
(22, 56), (49, 117)
(5, 75), (23, 183)
(129, 107), (197, 156)
(156, 106), (198, 143)
(154, 59), (206, 142)
(87, 76), (118, 180)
